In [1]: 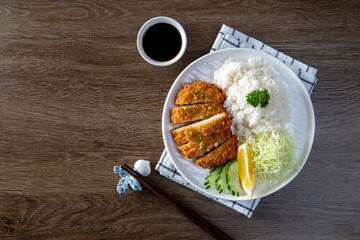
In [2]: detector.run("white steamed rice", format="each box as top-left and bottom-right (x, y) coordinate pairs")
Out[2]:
(213, 57), (290, 139)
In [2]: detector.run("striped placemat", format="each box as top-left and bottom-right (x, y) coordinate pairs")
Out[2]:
(156, 24), (318, 218)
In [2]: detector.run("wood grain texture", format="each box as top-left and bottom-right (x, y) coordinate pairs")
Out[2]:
(0, 0), (359, 239)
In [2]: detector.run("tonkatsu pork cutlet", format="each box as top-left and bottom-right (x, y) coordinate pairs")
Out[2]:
(171, 113), (231, 145)
(194, 135), (238, 169)
(175, 80), (226, 106)
(171, 103), (226, 125)
(177, 127), (232, 159)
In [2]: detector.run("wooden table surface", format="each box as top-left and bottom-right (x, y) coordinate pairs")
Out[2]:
(1, 1), (359, 239)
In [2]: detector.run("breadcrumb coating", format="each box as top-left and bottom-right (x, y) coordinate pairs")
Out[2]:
(171, 113), (231, 145)
(171, 103), (226, 125)
(194, 135), (238, 169)
(177, 127), (232, 159)
(175, 81), (225, 106)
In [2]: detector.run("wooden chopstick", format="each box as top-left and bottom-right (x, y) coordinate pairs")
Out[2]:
(122, 164), (233, 240)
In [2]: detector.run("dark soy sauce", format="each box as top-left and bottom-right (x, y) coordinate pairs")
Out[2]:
(142, 23), (182, 62)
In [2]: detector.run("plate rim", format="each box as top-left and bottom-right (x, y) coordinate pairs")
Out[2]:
(162, 48), (315, 200)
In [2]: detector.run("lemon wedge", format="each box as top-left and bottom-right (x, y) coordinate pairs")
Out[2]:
(237, 143), (255, 198)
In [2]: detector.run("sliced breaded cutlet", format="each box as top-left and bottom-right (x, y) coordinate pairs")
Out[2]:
(177, 127), (232, 159)
(171, 113), (231, 146)
(175, 81), (225, 106)
(171, 103), (226, 125)
(194, 135), (238, 169)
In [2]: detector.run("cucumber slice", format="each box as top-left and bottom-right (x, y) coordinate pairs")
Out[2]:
(215, 160), (235, 194)
(226, 161), (242, 197)
(204, 165), (223, 189)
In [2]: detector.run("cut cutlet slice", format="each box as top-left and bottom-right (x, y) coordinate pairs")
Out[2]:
(171, 103), (226, 125)
(171, 113), (231, 145)
(177, 127), (232, 159)
(175, 80), (225, 106)
(194, 135), (238, 169)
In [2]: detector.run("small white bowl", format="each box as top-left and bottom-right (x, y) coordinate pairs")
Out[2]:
(137, 16), (187, 66)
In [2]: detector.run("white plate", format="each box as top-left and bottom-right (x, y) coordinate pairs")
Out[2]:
(162, 48), (315, 200)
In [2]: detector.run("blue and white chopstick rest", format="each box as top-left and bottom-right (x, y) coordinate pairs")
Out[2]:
(114, 160), (151, 194)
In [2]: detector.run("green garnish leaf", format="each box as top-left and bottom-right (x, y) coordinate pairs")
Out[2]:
(199, 145), (203, 149)
(188, 131), (193, 136)
(207, 123), (212, 127)
(205, 93), (209, 98)
(196, 137), (202, 142)
(184, 106), (189, 110)
(205, 145), (209, 149)
(208, 106), (213, 110)
(195, 90), (200, 95)
(246, 89), (270, 108)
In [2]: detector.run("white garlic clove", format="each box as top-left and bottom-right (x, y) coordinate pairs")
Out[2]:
(134, 160), (151, 177)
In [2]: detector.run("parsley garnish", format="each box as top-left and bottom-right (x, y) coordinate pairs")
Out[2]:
(246, 89), (270, 108)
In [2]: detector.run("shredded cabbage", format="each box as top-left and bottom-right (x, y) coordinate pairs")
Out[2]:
(245, 130), (297, 182)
